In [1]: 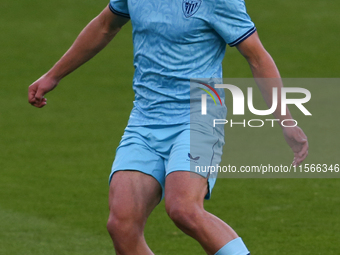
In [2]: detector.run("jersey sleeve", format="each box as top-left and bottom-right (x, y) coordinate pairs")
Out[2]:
(209, 0), (256, 47)
(109, 0), (130, 19)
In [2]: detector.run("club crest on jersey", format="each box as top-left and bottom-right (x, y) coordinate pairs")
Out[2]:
(182, 0), (202, 18)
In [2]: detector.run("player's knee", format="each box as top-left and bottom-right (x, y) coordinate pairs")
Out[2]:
(107, 215), (144, 253)
(107, 207), (144, 238)
(107, 215), (143, 241)
(165, 200), (202, 233)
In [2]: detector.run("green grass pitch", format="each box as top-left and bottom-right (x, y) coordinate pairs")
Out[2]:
(0, 0), (339, 254)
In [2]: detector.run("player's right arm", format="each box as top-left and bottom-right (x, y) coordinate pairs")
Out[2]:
(28, 6), (129, 108)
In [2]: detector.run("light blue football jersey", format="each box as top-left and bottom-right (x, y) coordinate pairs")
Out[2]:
(109, 0), (255, 125)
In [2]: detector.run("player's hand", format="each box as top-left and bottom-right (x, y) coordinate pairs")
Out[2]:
(28, 75), (59, 108)
(282, 126), (308, 166)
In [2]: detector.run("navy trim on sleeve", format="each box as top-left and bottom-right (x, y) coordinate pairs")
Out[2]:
(228, 27), (257, 47)
(108, 3), (130, 19)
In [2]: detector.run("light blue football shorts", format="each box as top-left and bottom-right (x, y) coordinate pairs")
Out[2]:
(109, 123), (225, 200)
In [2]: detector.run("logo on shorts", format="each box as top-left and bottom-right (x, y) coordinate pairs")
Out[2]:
(187, 153), (200, 163)
(182, 0), (202, 18)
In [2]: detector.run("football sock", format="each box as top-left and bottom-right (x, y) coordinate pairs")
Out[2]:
(214, 237), (250, 255)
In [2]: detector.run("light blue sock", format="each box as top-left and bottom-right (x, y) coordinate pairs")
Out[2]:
(214, 237), (250, 255)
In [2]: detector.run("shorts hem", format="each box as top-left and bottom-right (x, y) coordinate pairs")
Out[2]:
(165, 170), (214, 200)
(109, 169), (165, 201)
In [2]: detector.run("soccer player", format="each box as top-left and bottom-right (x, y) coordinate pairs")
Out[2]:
(28, 0), (308, 254)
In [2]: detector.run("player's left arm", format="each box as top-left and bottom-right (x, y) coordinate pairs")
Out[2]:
(236, 31), (309, 166)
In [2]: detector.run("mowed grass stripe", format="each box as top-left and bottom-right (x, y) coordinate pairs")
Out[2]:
(0, 206), (113, 255)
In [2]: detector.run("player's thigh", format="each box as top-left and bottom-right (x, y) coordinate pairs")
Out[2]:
(164, 171), (208, 207)
(109, 170), (162, 220)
